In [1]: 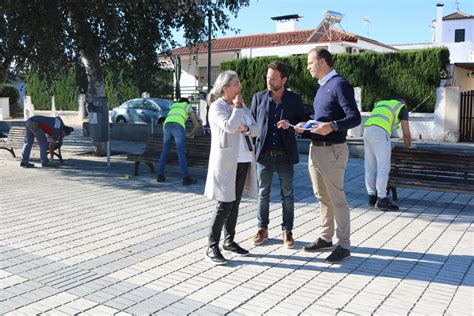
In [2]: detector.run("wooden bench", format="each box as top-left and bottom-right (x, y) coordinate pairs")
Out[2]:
(127, 133), (211, 176)
(388, 146), (474, 201)
(0, 126), (64, 163)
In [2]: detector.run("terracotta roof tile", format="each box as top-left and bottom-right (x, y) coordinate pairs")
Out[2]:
(443, 11), (474, 20)
(172, 28), (361, 55)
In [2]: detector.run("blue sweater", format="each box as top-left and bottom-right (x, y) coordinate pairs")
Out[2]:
(311, 75), (361, 143)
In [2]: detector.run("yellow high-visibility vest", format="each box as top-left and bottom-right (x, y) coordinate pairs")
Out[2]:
(164, 102), (192, 129)
(364, 100), (406, 136)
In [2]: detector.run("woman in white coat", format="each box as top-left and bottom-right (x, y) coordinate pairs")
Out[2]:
(204, 71), (259, 265)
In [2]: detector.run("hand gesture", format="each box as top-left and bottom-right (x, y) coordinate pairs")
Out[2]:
(238, 124), (247, 133)
(233, 94), (243, 108)
(276, 119), (290, 129)
(294, 122), (306, 134)
(311, 122), (332, 135)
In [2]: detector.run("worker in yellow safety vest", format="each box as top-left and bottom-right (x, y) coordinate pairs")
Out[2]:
(157, 97), (201, 185)
(363, 99), (411, 211)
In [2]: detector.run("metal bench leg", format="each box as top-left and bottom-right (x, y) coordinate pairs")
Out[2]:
(145, 162), (155, 174)
(391, 186), (398, 201)
(57, 148), (64, 163)
(0, 147), (16, 157)
(134, 162), (140, 176)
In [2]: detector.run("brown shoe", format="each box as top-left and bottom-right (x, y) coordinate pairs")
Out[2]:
(252, 228), (268, 246)
(283, 230), (294, 249)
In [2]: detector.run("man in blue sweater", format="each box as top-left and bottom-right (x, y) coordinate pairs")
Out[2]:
(296, 48), (361, 263)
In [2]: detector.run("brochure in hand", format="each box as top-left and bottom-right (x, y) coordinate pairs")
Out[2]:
(288, 120), (323, 131)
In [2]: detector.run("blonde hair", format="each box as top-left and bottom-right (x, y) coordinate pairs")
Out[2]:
(207, 70), (239, 104)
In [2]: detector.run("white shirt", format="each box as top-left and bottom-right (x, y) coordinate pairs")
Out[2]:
(318, 69), (338, 86)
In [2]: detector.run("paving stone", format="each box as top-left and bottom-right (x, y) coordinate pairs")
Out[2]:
(0, 154), (472, 315)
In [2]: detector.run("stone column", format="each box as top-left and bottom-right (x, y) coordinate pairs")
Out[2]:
(0, 97), (10, 120)
(433, 86), (460, 142)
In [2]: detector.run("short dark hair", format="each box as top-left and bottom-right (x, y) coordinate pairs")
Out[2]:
(310, 48), (334, 67)
(178, 97), (190, 103)
(268, 61), (290, 79)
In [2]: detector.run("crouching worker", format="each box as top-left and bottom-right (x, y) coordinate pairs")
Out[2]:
(20, 115), (74, 168)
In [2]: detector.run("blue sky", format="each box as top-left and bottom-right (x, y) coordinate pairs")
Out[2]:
(174, 0), (474, 46)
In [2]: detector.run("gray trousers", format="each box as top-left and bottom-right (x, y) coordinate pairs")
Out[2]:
(21, 119), (48, 165)
(363, 125), (391, 199)
(308, 143), (351, 249)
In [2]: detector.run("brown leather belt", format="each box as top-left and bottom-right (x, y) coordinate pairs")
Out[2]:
(264, 149), (286, 156)
(312, 140), (333, 147)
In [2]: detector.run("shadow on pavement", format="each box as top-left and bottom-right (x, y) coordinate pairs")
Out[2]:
(230, 247), (473, 287)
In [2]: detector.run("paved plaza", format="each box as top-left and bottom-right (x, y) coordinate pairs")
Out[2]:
(0, 134), (473, 315)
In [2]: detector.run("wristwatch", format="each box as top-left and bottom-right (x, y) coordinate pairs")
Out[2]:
(330, 121), (339, 132)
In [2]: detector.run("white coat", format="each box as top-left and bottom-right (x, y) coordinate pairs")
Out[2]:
(204, 98), (259, 202)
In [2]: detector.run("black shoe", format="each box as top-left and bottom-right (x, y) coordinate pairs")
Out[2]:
(223, 242), (249, 256)
(205, 246), (227, 265)
(41, 163), (56, 168)
(303, 238), (333, 252)
(20, 162), (35, 168)
(368, 195), (377, 207)
(182, 176), (197, 186)
(376, 197), (399, 211)
(325, 245), (351, 263)
(157, 174), (166, 182)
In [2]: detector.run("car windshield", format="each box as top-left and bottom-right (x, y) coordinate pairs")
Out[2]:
(151, 98), (172, 111)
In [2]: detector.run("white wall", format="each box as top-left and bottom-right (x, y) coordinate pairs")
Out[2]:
(453, 66), (474, 92)
(393, 42), (474, 63)
(441, 19), (474, 43)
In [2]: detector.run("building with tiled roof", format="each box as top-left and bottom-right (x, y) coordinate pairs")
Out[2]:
(394, 3), (474, 93)
(168, 18), (396, 96)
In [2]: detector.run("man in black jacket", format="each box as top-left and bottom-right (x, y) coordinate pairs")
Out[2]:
(250, 61), (307, 249)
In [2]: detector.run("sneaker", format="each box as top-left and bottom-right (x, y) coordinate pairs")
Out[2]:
(157, 174), (166, 182)
(182, 176), (197, 186)
(252, 228), (268, 246)
(376, 197), (399, 211)
(282, 230), (295, 249)
(325, 245), (351, 264)
(368, 194), (377, 207)
(303, 238), (333, 252)
(205, 246), (227, 265)
(223, 241), (249, 256)
(20, 162), (35, 168)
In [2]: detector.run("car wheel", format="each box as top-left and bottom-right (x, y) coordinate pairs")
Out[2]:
(117, 117), (126, 124)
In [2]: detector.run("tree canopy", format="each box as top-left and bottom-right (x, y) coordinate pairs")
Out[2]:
(1, 0), (250, 95)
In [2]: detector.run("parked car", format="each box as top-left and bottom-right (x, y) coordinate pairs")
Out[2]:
(111, 98), (172, 125)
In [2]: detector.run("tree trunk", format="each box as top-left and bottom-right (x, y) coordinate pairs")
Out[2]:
(66, 3), (107, 156)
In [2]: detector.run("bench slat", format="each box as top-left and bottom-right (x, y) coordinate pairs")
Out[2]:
(127, 133), (212, 176)
(388, 147), (474, 198)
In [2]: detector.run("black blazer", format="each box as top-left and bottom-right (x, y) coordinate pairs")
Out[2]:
(251, 90), (307, 164)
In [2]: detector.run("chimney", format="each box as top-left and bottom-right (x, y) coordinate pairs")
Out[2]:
(435, 3), (444, 44)
(276, 20), (298, 33)
(271, 15), (302, 33)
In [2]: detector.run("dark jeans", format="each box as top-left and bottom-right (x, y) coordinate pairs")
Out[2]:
(21, 119), (48, 165)
(208, 162), (250, 247)
(157, 122), (189, 177)
(256, 153), (294, 231)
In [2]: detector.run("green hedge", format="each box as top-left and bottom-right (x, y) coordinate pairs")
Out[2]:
(27, 64), (173, 110)
(221, 48), (450, 112)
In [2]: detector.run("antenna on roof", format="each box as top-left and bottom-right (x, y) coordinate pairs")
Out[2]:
(455, 0), (460, 12)
(362, 17), (371, 35)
